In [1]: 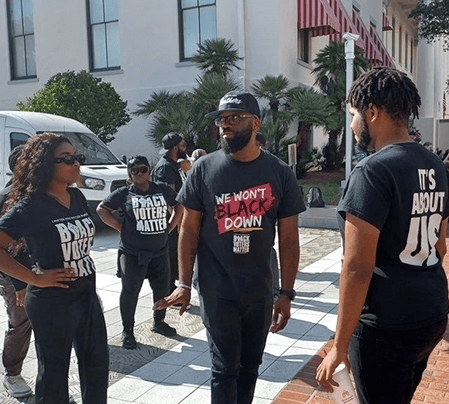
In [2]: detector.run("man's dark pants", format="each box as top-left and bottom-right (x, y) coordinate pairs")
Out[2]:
(349, 317), (447, 404)
(200, 295), (273, 404)
(0, 273), (31, 376)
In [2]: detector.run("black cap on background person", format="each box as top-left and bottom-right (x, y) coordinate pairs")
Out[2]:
(159, 133), (184, 155)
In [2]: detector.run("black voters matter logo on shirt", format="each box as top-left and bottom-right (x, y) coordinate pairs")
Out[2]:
(53, 213), (96, 277)
(214, 183), (275, 234)
(132, 194), (169, 234)
(399, 168), (446, 266)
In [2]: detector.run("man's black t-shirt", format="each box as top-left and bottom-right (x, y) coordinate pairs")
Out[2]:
(102, 182), (178, 256)
(177, 150), (306, 301)
(152, 155), (183, 192)
(338, 142), (449, 330)
(0, 188), (96, 278)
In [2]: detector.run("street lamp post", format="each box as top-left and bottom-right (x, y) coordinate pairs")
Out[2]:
(342, 32), (359, 188)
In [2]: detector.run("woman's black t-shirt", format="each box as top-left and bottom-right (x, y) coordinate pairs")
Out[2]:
(0, 187), (96, 278)
(102, 182), (178, 255)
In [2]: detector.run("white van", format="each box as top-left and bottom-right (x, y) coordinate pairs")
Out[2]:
(0, 111), (128, 210)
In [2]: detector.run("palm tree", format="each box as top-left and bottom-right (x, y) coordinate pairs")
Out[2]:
(312, 42), (369, 171)
(192, 72), (240, 145)
(251, 75), (290, 155)
(286, 86), (340, 177)
(192, 38), (242, 76)
(251, 74), (289, 112)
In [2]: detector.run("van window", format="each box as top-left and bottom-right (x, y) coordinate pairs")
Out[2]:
(37, 131), (121, 165)
(10, 132), (30, 150)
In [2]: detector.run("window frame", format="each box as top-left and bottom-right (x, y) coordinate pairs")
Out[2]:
(6, 0), (37, 80)
(178, 0), (217, 62)
(86, 0), (121, 72)
(298, 29), (311, 64)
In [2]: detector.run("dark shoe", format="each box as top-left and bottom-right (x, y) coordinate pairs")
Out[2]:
(151, 321), (177, 337)
(122, 329), (137, 349)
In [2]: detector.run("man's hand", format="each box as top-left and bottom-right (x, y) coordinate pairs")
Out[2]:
(153, 287), (191, 315)
(315, 346), (351, 392)
(15, 289), (26, 307)
(270, 295), (291, 333)
(32, 267), (76, 288)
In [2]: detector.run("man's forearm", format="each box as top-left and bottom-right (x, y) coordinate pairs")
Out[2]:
(177, 224), (199, 286)
(333, 260), (374, 353)
(278, 215), (299, 289)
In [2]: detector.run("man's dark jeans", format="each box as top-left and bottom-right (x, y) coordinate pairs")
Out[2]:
(349, 317), (447, 404)
(200, 295), (273, 404)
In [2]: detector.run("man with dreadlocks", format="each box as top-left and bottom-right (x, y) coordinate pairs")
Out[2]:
(316, 67), (449, 404)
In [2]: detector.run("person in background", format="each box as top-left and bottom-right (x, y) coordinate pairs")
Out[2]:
(97, 155), (182, 346)
(191, 148), (207, 163)
(0, 145), (32, 398)
(0, 133), (108, 404)
(152, 133), (187, 297)
(178, 158), (192, 184)
(155, 92), (305, 404)
(316, 67), (449, 404)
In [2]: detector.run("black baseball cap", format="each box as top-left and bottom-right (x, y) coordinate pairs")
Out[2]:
(127, 155), (150, 169)
(159, 132), (183, 154)
(205, 92), (261, 120)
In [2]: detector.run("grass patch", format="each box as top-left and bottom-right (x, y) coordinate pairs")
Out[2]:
(300, 181), (342, 206)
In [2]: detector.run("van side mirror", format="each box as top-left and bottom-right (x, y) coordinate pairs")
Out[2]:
(121, 155), (127, 164)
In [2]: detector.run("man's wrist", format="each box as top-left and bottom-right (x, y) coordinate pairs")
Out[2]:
(178, 282), (191, 290)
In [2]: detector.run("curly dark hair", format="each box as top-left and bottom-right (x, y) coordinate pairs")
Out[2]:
(3, 133), (72, 214)
(347, 67), (421, 124)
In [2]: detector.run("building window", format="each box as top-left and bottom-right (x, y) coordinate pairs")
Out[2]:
(405, 33), (408, 69)
(298, 29), (311, 64)
(399, 25), (402, 64)
(6, 0), (37, 80)
(179, 0), (217, 60)
(391, 18), (395, 58)
(87, 0), (120, 71)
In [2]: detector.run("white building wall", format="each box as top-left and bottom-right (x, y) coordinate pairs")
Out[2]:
(0, 0), (447, 160)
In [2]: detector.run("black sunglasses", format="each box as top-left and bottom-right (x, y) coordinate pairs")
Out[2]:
(130, 166), (149, 175)
(54, 154), (86, 165)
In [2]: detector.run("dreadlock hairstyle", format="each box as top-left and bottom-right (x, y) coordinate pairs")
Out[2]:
(2, 133), (72, 215)
(347, 67), (421, 124)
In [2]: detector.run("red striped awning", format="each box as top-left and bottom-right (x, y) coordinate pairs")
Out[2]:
(298, 0), (340, 37)
(352, 10), (383, 63)
(382, 12), (392, 31)
(370, 25), (395, 67)
(328, 0), (365, 49)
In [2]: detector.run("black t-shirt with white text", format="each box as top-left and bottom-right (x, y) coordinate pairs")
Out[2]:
(102, 182), (178, 256)
(338, 142), (449, 330)
(177, 150), (306, 301)
(0, 188), (96, 278)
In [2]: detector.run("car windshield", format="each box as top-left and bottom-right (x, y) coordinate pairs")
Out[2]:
(43, 132), (121, 165)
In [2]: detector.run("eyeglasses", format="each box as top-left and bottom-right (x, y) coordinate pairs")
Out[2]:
(214, 114), (255, 127)
(130, 166), (149, 175)
(54, 154), (86, 165)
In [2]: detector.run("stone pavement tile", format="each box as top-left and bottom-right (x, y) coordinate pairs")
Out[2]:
(134, 383), (197, 404)
(107, 376), (157, 401)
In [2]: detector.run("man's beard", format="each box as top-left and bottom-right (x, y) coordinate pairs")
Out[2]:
(177, 150), (188, 160)
(220, 127), (252, 154)
(355, 116), (372, 152)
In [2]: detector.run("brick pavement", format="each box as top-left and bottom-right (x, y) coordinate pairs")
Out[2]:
(272, 239), (449, 404)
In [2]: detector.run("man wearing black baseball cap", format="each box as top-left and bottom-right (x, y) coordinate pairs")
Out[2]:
(155, 91), (305, 404)
(152, 133), (187, 296)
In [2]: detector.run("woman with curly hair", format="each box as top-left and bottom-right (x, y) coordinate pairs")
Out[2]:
(0, 133), (108, 404)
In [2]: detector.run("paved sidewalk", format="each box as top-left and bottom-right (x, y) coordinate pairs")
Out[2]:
(272, 239), (449, 404)
(0, 226), (343, 404)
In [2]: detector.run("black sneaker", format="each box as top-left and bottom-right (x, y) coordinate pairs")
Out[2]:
(151, 321), (177, 337)
(122, 329), (137, 349)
